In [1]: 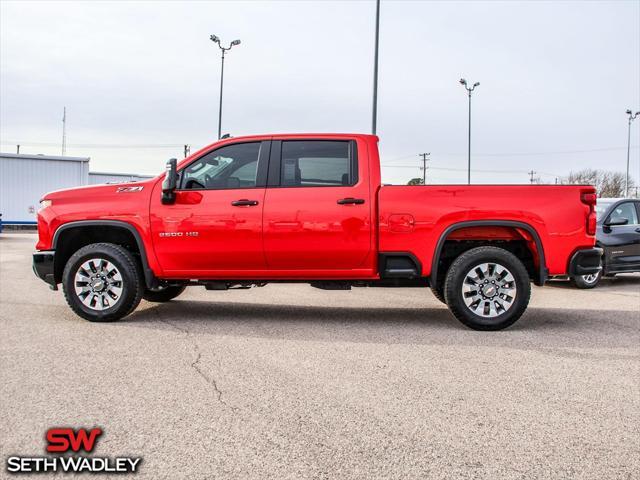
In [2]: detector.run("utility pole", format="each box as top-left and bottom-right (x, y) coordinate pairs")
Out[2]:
(625, 109), (639, 197)
(371, 0), (381, 135)
(459, 78), (480, 184)
(184, 145), (191, 158)
(528, 170), (536, 184)
(61, 106), (67, 156)
(419, 152), (430, 184)
(210, 35), (241, 139)
(16, 145), (20, 154)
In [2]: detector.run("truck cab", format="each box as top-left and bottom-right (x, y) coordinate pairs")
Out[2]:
(33, 133), (602, 330)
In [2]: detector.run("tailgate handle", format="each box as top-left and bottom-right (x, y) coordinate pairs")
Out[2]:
(231, 199), (259, 207)
(337, 197), (365, 205)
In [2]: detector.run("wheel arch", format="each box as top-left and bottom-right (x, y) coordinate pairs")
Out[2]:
(52, 220), (157, 288)
(430, 220), (548, 287)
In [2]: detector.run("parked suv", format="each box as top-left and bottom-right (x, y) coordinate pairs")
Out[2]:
(571, 198), (640, 288)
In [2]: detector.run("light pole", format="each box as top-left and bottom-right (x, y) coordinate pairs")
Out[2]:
(459, 78), (479, 184)
(625, 109), (639, 197)
(210, 34), (241, 139)
(372, 0), (381, 135)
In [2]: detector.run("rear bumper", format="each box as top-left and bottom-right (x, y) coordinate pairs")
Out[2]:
(33, 251), (57, 290)
(569, 247), (603, 276)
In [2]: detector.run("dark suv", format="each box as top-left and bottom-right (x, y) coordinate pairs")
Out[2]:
(572, 198), (640, 288)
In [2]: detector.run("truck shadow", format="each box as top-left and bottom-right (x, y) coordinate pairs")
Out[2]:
(124, 300), (639, 352)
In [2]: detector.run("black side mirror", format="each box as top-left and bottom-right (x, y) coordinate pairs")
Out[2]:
(605, 216), (629, 227)
(161, 158), (178, 205)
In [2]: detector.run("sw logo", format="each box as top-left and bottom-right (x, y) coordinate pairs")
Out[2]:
(5, 427), (142, 474)
(46, 427), (103, 453)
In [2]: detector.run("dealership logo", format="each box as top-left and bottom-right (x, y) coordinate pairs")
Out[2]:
(6, 427), (142, 474)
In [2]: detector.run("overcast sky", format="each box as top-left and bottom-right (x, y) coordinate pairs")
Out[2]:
(1, 0), (639, 184)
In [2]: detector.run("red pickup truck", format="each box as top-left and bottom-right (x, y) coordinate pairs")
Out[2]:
(33, 134), (601, 330)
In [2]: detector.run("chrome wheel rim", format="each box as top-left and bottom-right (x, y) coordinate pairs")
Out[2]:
(462, 262), (517, 318)
(74, 258), (123, 311)
(581, 273), (598, 284)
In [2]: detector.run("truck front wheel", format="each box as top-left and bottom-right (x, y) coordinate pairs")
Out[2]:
(444, 246), (531, 331)
(62, 243), (143, 322)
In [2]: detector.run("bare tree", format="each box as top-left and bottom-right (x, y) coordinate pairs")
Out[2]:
(565, 169), (635, 197)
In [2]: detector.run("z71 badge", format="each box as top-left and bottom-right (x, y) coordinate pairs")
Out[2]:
(116, 186), (144, 192)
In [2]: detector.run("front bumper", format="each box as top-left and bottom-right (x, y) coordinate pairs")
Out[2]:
(33, 251), (57, 290)
(569, 247), (603, 276)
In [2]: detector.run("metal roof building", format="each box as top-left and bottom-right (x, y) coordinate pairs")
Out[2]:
(0, 152), (152, 225)
(89, 171), (153, 185)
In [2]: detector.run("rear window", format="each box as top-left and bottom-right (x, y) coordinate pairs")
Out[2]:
(280, 141), (356, 187)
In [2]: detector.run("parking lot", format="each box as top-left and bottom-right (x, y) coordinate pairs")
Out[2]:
(0, 232), (638, 479)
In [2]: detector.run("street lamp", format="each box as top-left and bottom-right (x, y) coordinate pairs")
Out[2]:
(210, 34), (241, 139)
(625, 109), (639, 197)
(460, 78), (480, 184)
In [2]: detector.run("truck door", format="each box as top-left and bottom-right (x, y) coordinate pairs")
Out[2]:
(150, 141), (269, 275)
(601, 201), (640, 271)
(262, 139), (374, 272)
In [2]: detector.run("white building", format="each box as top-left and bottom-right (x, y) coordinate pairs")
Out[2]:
(0, 152), (153, 225)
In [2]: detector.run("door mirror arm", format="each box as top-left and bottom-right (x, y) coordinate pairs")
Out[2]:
(161, 158), (178, 205)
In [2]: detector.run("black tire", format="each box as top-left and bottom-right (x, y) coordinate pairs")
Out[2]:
(430, 285), (447, 304)
(444, 246), (531, 331)
(143, 285), (186, 302)
(570, 270), (602, 289)
(62, 243), (143, 322)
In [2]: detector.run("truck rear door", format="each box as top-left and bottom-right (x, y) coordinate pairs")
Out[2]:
(262, 139), (374, 272)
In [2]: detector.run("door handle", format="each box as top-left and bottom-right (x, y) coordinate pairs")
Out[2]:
(231, 199), (259, 207)
(337, 197), (365, 205)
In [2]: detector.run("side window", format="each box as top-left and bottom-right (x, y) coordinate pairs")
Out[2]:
(607, 202), (639, 225)
(181, 142), (260, 190)
(280, 141), (356, 187)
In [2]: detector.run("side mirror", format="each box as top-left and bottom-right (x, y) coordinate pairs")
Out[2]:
(605, 216), (628, 226)
(161, 158), (178, 205)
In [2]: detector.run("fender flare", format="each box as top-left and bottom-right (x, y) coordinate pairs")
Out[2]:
(52, 220), (157, 288)
(430, 220), (548, 286)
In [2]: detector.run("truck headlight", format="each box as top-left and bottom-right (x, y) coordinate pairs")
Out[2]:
(40, 199), (52, 209)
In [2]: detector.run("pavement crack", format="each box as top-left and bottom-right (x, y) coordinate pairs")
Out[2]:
(153, 310), (238, 413)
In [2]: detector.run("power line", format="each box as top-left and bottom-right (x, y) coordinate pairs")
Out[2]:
(382, 164), (563, 177)
(384, 145), (639, 163)
(1, 141), (185, 148)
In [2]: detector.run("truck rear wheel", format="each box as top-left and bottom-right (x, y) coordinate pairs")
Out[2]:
(62, 243), (143, 322)
(143, 285), (187, 302)
(444, 246), (531, 331)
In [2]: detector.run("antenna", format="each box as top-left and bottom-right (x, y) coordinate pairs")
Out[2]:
(61, 107), (67, 156)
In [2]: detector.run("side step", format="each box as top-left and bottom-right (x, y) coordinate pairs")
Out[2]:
(378, 253), (421, 279)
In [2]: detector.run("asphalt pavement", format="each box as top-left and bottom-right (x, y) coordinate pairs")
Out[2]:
(1, 233), (638, 479)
